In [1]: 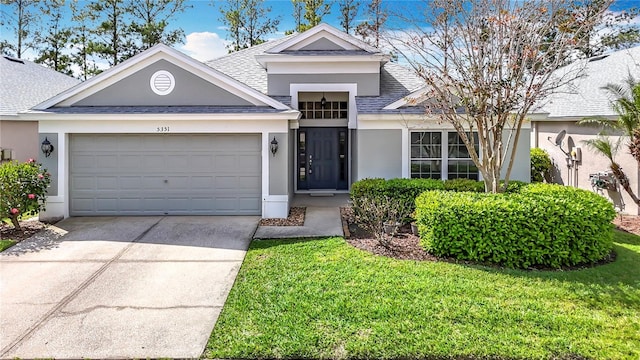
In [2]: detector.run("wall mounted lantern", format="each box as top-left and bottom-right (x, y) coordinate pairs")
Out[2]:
(41, 137), (54, 158)
(320, 92), (327, 108)
(270, 136), (279, 157)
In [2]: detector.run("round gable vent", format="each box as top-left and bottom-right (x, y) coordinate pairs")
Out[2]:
(150, 70), (175, 96)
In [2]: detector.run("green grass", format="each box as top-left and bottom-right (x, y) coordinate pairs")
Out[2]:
(0, 239), (17, 252)
(206, 230), (640, 359)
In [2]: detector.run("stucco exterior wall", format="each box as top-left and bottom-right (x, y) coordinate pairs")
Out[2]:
(269, 73), (379, 96)
(503, 128), (532, 182)
(533, 120), (639, 215)
(356, 129), (402, 179)
(0, 120), (38, 162)
(37, 117), (291, 220)
(73, 59), (254, 107)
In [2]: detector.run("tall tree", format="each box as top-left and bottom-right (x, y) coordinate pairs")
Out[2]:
(356, 0), (386, 47)
(302, 0), (332, 30)
(567, 0), (640, 58)
(389, 0), (611, 193)
(243, 0), (280, 47)
(34, 0), (73, 75)
(0, 0), (38, 58)
(69, 2), (101, 79)
(581, 76), (640, 206)
(338, 0), (359, 34)
(129, 0), (189, 51)
(219, 0), (280, 52)
(85, 0), (135, 66)
(290, 0), (305, 33)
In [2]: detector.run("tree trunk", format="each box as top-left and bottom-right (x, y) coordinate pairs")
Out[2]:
(10, 215), (21, 232)
(610, 162), (640, 206)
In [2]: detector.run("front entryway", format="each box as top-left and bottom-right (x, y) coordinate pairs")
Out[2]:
(297, 127), (348, 190)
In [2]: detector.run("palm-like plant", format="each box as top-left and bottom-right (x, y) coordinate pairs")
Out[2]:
(581, 74), (640, 206)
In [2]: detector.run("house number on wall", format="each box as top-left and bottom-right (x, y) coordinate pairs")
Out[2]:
(156, 126), (170, 132)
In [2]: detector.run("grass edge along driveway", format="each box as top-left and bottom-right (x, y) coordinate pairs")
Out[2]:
(206, 230), (640, 359)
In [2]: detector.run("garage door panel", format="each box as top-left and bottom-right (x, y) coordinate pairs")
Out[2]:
(70, 134), (261, 216)
(97, 176), (119, 190)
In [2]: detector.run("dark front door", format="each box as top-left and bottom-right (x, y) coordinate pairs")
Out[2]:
(297, 127), (348, 190)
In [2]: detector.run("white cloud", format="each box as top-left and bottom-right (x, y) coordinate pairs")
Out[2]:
(179, 31), (228, 62)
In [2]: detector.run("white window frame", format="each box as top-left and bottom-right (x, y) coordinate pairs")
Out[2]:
(410, 130), (479, 180)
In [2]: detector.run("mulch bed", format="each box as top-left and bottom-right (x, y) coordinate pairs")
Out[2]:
(259, 207), (306, 226)
(1, 218), (47, 242)
(341, 207), (439, 261)
(341, 206), (633, 267)
(613, 214), (640, 236)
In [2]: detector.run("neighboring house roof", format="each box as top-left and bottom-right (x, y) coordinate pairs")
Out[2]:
(535, 46), (640, 118)
(0, 56), (80, 116)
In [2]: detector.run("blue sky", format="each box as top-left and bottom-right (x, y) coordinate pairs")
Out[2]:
(1, 0), (639, 63)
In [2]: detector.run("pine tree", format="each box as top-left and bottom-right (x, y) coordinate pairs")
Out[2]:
(34, 0), (73, 75)
(356, 0), (386, 47)
(0, 0), (38, 58)
(219, 0), (280, 52)
(338, 0), (359, 34)
(85, 0), (135, 66)
(129, 0), (189, 51)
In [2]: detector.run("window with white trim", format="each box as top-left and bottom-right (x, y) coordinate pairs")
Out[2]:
(410, 131), (479, 180)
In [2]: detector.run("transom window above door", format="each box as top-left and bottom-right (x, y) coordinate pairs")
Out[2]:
(411, 131), (479, 180)
(299, 101), (348, 119)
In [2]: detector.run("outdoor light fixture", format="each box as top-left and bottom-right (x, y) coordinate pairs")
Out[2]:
(320, 92), (327, 108)
(270, 136), (279, 156)
(41, 137), (54, 158)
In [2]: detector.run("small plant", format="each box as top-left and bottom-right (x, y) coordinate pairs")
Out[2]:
(0, 159), (51, 231)
(352, 195), (405, 247)
(530, 148), (552, 182)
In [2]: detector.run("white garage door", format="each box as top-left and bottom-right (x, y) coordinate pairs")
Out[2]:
(69, 134), (261, 216)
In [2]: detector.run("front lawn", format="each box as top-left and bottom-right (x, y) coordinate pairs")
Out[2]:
(206, 230), (640, 359)
(0, 239), (17, 252)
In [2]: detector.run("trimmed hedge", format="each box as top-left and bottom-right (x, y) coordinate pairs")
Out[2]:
(350, 178), (526, 221)
(415, 183), (616, 269)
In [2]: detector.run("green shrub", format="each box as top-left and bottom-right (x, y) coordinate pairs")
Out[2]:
(351, 178), (445, 222)
(444, 178), (485, 192)
(531, 148), (552, 182)
(0, 159), (51, 231)
(415, 183), (615, 269)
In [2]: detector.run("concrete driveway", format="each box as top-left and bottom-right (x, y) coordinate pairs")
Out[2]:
(0, 216), (258, 359)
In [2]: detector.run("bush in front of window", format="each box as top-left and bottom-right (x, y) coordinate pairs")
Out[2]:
(351, 178), (445, 223)
(415, 183), (616, 269)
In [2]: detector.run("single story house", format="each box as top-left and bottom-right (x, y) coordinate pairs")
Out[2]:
(0, 56), (79, 163)
(23, 24), (530, 221)
(531, 46), (640, 215)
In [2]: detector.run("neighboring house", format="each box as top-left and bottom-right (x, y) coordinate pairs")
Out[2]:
(530, 46), (640, 215)
(24, 24), (530, 221)
(0, 56), (80, 162)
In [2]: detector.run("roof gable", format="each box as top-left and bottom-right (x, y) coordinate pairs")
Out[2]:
(266, 23), (380, 54)
(35, 44), (289, 110)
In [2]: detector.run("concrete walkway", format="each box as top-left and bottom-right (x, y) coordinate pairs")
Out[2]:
(0, 216), (258, 359)
(253, 194), (349, 239)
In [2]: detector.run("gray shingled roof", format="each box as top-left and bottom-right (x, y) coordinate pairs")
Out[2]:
(357, 63), (425, 114)
(206, 33), (425, 113)
(536, 46), (640, 118)
(0, 56), (80, 116)
(206, 36), (293, 94)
